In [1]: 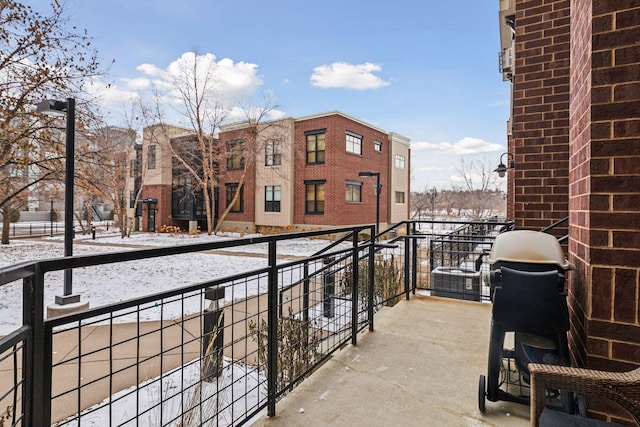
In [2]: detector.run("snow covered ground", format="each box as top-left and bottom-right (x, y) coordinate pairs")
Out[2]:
(0, 230), (348, 335)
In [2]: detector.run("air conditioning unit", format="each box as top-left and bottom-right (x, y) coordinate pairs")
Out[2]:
(499, 47), (514, 73)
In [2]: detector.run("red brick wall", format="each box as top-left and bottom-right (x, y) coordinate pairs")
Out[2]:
(568, 1), (640, 422)
(512, 0), (571, 230)
(573, 1), (640, 367)
(140, 184), (172, 231)
(567, 0), (593, 370)
(293, 114), (390, 227)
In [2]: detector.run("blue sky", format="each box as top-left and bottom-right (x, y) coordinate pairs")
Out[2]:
(32, 0), (510, 191)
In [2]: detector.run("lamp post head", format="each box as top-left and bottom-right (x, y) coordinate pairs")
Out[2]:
(359, 171), (374, 177)
(36, 99), (69, 117)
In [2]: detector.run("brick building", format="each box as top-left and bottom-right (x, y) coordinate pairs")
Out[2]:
(499, 0), (640, 422)
(129, 111), (410, 234)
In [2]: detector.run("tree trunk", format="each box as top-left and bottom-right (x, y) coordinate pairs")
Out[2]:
(1, 209), (10, 244)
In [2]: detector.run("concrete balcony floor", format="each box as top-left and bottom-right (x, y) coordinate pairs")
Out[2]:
(252, 293), (530, 426)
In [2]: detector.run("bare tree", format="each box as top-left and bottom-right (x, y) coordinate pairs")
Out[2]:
(152, 53), (283, 235)
(451, 158), (500, 220)
(215, 98), (283, 233)
(0, 0), (100, 243)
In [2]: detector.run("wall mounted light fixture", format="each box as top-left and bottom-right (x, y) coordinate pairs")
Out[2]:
(494, 152), (515, 178)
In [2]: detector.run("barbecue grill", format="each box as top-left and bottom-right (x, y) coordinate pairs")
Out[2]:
(478, 230), (574, 413)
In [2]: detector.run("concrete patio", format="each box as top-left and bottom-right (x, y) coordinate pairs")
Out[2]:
(252, 293), (530, 426)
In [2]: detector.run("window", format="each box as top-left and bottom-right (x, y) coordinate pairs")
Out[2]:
(395, 154), (405, 169)
(265, 140), (282, 166)
(305, 180), (325, 214)
(129, 159), (136, 177)
(346, 131), (362, 155)
(225, 183), (243, 212)
(129, 191), (136, 208)
(148, 145), (156, 170)
(345, 181), (362, 203)
(374, 141), (382, 152)
(227, 141), (244, 170)
(306, 130), (326, 164)
(265, 185), (281, 212)
(395, 191), (405, 204)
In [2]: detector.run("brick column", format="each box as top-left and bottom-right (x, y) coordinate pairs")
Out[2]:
(569, 1), (640, 422)
(512, 0), (571, 230)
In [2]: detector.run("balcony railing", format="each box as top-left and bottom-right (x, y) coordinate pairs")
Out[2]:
(0, 219), (512, 426)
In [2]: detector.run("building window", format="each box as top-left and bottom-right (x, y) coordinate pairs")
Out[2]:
(305, 180), (325, 214)
(306, 130), (326, 164)
(227, 141), (244, 170)
(265, 140), (282, 166)
(265, 185), (281, 212)
(225, 183), (243, 212)
(129, 159), (136, 177)
(395, 191), (405, 204)
(129, 191), (136, 208)
(395, 154), (405, 169)
(148, 145), (156, 170)
(374, 141), (382, 152)
(345, 181), (362, 203)
(346, 131), (362, 155)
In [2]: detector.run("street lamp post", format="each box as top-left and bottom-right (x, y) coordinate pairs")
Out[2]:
(50, 198), (54, 238)
(359, 171), (381, 240)
(37, 98), (79, 305)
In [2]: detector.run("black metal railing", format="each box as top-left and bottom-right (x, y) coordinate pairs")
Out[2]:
(0, 219), (514, 426)
(379, 219), (514, 302)
(0, 225), (391, 426)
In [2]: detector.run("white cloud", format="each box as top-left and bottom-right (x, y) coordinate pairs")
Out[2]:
(122, 77), (151, 90)
(412, 137), (503, 156)
(84, 77), (139, 106)
(310, 62), (390, 90)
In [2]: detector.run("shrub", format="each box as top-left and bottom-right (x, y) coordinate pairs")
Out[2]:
(8, 209), (19, 223)
(158, 225), (182, 234)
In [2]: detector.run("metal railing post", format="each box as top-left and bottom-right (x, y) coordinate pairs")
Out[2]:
(404, 223), (411, 300)
(368, 227), (375, 331)
(351, 233), (359, 346)
(24, 264), (51, 426)
(303, 261), (310, 323)
(267, 240), (278, 417)
(412, 235), (418, 294)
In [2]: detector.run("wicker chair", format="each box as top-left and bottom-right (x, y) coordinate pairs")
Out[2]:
(529, 363), (640, 426)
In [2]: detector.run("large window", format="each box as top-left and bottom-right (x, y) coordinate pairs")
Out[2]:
(265, 185), (281, 212)
(148, 145), (156, 170)
(395, 191), (405, 204)
(305, 180), (325, 214)
(306, 130), (326, 164)
(395, 154), (406, 169)
(345, 181), (362, 203)
(346, 131), (362, 155)
(265, 140), (282, 166)
(227, 141), (244, 170)
(225, 183), (243, 212)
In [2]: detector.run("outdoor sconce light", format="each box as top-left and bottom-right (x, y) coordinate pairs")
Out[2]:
(494, 152), (515, 178)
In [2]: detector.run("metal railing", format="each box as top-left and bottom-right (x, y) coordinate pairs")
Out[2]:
(379, 219), (514, 303)
(0, 219), (512, 426)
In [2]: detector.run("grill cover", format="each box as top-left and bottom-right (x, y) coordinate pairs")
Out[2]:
(487, 230), (573, 270)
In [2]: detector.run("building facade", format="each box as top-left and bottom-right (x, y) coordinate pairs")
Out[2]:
(499, 1), (640, 422)
(130, 111), (411, 234)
